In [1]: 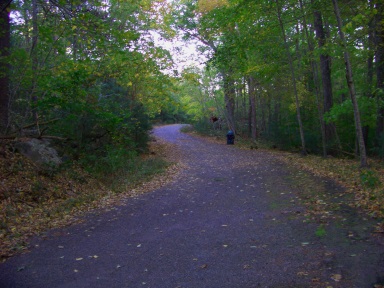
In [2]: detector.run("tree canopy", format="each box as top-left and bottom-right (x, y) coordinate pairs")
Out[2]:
(1, 0), (384, 165)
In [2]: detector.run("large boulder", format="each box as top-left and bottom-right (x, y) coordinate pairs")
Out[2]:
(15, 139), (62, 168)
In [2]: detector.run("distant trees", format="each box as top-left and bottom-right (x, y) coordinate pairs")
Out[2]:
(171, 0), (384, 163)
(376, 1), (384, 150)
(0, 0), (11, 133)
(2, 0), (384, 166)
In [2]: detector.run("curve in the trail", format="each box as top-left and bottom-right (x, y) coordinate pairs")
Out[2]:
(0, 124), (383, 288)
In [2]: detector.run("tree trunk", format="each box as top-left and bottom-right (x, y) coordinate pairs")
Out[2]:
(375, 1), (384, 148)
(31, 0), (38, 123)
(276, 0), (306, 155)
(0, 0), (10, 134)
(300, 0), (327, 157)
(332, 0), (368, 167)
(248, 76), (257, 141)
(364, 0), (375, 150)
(313, 8), (337, 152)
(223, 74), (236, 133)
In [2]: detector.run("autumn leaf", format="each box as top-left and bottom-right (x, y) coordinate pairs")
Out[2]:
(331, 274), (342, 282)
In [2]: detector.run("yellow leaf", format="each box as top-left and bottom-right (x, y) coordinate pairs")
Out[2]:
(331, 274), (342, 282)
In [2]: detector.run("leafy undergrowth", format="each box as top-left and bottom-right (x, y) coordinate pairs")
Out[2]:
(0, 138), (183, 262)
(275, 152), (384, 227)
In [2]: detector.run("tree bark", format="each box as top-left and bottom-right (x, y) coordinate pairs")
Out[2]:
(31, 0), (38, 123)
(375, 1), (384, 147)
(363, 0), (375, 149)
(223, 73), (236, 133)
(276, 0), (307, 155)
(0, 0), (10, 134)
(300, 0), (327, 157)
(332, 0), (368, 167)
(248, 76), (257, 141)
(313, 8), (336, 152)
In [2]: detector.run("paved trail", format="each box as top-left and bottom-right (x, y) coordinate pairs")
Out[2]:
(1, 124), (383, 288)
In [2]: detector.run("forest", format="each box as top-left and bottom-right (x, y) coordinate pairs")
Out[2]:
(1, 0), (384, 261)
(0, 0), (384, 166)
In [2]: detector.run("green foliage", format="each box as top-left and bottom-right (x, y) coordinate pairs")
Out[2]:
(324, 97), (378, 153)
(315, 224), (327, 237)
(169, 0), (384, 159)
(324, 97), (377, 129)
(84, 146), (137, 176)
(5, 0), (185, 180)
(360, 169), (380, 190)
(99, 153), (169, 192)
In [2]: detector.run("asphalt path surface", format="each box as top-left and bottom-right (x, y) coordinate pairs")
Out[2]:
(1, 124), (384, 288)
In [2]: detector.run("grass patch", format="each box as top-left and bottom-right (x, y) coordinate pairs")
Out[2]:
(315, 224), (327, 237)
(107, 156), (169, 192)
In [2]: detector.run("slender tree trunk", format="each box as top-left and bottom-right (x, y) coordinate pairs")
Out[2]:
(276, 0), (306, 155)
(248, 76), (257, 141)
(260, 93), (266, 135)
(31, 0), (38, 123)
(313, 8), (337, 153)
(248, 92), (252, 136)
(364, 0), (375, 149)
(299, 0), (327, 157)
(375, 1), (384, 148)
(332, 0), (368, 167)
(223, 74), (236, 133)
(242, 78), (247, 119)
(0, 0), (10, 134)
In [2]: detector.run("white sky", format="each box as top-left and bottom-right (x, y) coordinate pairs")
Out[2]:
(152, 31), (208, 74)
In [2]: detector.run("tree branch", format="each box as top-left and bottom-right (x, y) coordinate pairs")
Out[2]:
(1, 0), (12, 13)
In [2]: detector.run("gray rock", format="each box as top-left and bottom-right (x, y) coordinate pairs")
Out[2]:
(15, 138), (62, 168)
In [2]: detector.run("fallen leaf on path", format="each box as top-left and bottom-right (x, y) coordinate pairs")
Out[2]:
(200, 264), (208, 269)
(75, 258), (83, 261)
(331, 274), (342, 282)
